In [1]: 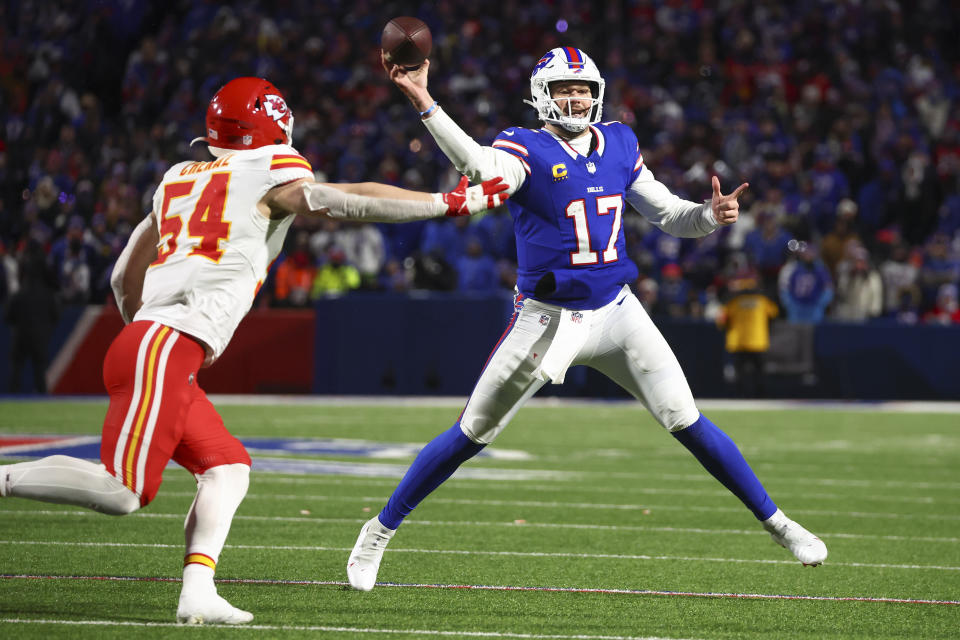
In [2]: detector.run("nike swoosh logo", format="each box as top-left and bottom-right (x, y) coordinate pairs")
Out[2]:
(504, 130), (515, 136)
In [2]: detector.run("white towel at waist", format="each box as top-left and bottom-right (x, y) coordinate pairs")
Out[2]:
(532, 308), (593, 384)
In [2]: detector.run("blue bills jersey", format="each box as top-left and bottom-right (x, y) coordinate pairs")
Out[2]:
(492, 122), (644, 310)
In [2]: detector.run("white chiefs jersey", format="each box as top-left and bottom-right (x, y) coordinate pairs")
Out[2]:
(135, 144), (313, 361)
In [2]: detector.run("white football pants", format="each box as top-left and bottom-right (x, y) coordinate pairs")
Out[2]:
(459, 286), (700, 444)
(0, 455), (140, 515)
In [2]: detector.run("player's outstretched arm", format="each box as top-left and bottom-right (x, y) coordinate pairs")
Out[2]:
(627, 170), (747, 238)
(110, 212), (159, 324)
(626, 168), (716, 238)
(263, 176), (508, 222)
(327, 181), (437, 201)
(383, 55), (527, 194)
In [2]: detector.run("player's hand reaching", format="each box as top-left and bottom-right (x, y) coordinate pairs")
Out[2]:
(381, 52), (434, 113)
(711, 176), (749, 226)
(441, 176), (510, 217)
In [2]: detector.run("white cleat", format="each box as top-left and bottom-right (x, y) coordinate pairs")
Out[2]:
(176, 592), (253, 625)
(347, 516), (396, 591)
(762, 508), (828, 566)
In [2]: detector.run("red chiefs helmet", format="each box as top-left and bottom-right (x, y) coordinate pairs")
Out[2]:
(193, 77), (294, 153)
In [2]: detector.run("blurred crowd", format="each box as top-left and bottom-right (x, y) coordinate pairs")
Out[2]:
(2, 0), (960, 326)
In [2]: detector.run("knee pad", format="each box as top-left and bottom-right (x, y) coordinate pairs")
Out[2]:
(197, 463), (250, 497)
(459, 416), (498, 444)
(649, 378), (700, 432)
(100, 482), (142, 515)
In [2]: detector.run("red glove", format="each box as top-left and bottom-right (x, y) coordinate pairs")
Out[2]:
(440, 176), (510, 217)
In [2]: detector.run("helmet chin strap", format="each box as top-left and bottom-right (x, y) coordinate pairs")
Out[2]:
(279, 114), (294, 146)
(560, 120), (589, 133)
(189, 137), (231, 157)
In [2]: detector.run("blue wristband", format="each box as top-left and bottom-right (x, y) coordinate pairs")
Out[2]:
(419, 101), (439, 118)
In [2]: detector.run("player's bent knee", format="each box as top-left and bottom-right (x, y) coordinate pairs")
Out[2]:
(649, 380), (700, 433)
(95, 477), (141, 516)
(459, 418), (500, 445)
(198, 463), (250, 496)
(105, 490), (141, 515)
(661, 407), (701, 433)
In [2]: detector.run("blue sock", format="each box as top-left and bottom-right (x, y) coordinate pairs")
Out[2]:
(379, 422), (485, 529)
(672, 413), (777, 520)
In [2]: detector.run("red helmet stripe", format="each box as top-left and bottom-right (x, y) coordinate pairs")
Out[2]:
(564, 47), (584, 70)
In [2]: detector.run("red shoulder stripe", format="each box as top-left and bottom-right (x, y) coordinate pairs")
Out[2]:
(492, 139), (529, 156)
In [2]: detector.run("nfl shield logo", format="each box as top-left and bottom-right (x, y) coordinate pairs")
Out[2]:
(570, 311), (584, 323)
(586, 162), (596, 174)
(539, 314), (550, 326)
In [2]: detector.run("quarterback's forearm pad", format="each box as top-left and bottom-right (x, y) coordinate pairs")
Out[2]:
(302, 182), (445, 222)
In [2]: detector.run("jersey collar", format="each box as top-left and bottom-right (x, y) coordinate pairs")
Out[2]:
(590, 125), (606, 156)
(544, 125), (605, 160)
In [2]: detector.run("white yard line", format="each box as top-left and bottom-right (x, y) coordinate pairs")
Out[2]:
(0, 578), (957, 607)
(142, 490), (960, 521)
(1, 539), (957, 571)
(152, 470), (960, 494)
(147, 468), (960, 501)
(0, 618), (699, 640)
(156, 488), (960, 508)
(152, 474), (960, 505)
(3, 509), (958, 544)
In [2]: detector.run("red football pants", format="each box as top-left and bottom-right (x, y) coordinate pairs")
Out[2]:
(99, 321), (250, 505)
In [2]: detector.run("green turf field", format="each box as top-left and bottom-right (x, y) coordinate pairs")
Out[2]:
(0, 399), (957, 639)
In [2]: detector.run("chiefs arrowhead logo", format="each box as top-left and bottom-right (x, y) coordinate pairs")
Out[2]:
(263, 94), (289, 122)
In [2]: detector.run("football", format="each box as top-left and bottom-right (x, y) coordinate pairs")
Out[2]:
(381, 16), (432, 69)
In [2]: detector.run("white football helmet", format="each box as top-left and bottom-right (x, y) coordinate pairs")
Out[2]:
(525, 47), (605, 133)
